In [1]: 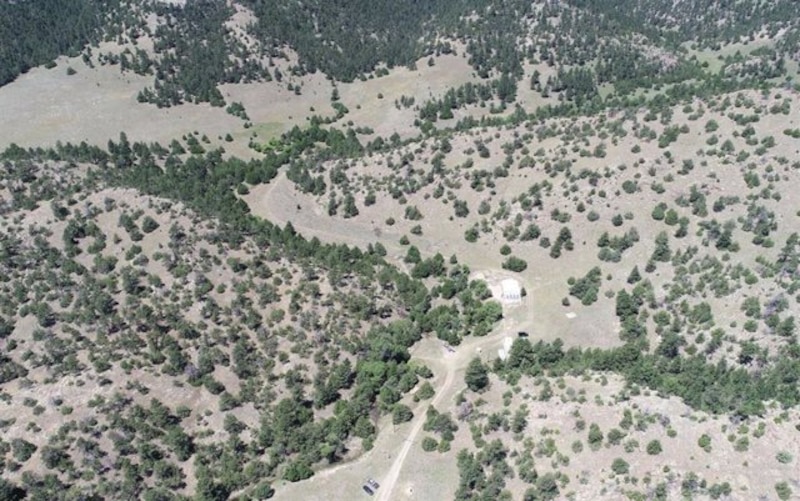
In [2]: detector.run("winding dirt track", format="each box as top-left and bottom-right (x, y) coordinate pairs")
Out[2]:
(376, 353), (457, 501)
(250, 176), (517, 500)
(375, 321), (514, 500)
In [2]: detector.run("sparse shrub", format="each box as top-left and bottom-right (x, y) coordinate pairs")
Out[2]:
(392, 404), (414, 424)
(568, 267), (602, 305)
(536, 472), (560, 500)
(453, 200), (469, 217)
(587, 423), (603, 449)
(611, 458), (629, 475)
(623, 439), (639, 453)
(252, 482), (275, 499)
(607, 428), (626, 446)
(502, 256), (527, 272)
(421, 436), (438, 452)
(622, 181), (637, 194)
(141, 216), (160, 233)
(646, 440), (662, 455)
(775, 482), (792, 501)
(651, 203), (666, 220)
(11, 439), (36, 462)
(283, 459), (313, 482)
(520, 224), (541, 240)
(417, 382), (434, 400)
(404, 205), (423, 220)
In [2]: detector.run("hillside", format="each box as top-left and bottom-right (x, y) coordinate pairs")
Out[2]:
(0, 145), (506, 499)
(1, 1), (800, 500)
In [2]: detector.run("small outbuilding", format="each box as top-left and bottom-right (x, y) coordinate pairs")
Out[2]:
(500, 278), (522, 303)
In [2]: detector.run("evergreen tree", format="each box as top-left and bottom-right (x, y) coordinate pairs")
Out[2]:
(465, 357), (489, 392)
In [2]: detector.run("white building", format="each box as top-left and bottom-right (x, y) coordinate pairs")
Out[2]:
(500, 278), (522, 303)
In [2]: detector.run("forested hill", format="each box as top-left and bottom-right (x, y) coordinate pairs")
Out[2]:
(244, 0), (800, 81)
(0, 0), (118, 86)
(1, 0), (799, 103)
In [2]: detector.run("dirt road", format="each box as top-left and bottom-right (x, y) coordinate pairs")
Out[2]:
(377, 318), (515, 500)
(376, 354), (456, 501)
(252, 174), (518, 500)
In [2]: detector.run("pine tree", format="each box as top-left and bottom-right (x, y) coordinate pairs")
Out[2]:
(465, 357), (489, 392)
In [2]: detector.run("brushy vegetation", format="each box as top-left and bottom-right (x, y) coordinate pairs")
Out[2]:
(3, 1), (800, 499)
(0, 130), (507, 498)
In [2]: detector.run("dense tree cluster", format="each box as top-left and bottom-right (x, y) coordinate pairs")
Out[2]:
(135, 0), (272, 107)
(0, 0), (117, 86)
(500, 332), (800, 418)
